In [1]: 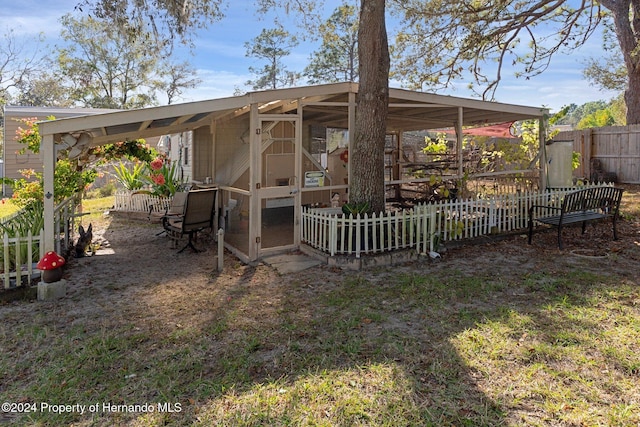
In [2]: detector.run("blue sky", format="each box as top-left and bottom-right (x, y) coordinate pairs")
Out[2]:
(2, 0), (620, 113)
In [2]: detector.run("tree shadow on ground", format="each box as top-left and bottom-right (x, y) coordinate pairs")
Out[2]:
(2, 195), (639, 425)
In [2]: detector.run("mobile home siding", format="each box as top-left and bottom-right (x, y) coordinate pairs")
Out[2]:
(2, 106), (115, 196)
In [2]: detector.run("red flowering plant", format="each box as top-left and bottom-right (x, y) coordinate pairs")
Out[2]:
(141, 155), (185, 197)
(92, 140), (155, 163)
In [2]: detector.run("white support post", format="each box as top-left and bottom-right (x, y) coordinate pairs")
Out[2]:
(42, 134), (56, 253)
(294, 99), (302, 247)
(249, 103), (260, 262)
(210, 120), (216, 181)
(457, 107), (464, 178)
(217, 228), (224, 271)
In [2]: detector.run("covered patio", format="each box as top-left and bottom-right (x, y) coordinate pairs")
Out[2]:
(39, 82), (547, 263)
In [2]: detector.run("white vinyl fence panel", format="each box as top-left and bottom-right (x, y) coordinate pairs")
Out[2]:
(301, 183), (611, 258)
(1, 196), (79, 289)
(1, 230), (45, 289)
(113, 190), (172, 214)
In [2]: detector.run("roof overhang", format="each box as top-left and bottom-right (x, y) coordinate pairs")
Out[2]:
(38, 82), (546, 150)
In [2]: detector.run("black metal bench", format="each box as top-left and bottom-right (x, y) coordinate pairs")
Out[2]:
(528, 186), (624, 249)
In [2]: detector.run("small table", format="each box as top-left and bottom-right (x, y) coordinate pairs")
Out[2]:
(193, 183), (217, 190)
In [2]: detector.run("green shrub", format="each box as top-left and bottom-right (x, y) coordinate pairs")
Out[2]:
(0, 202), (44, 272)
(98, 182), (117, 198)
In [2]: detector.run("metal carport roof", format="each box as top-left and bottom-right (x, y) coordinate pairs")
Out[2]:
(39, 82), (545, 148)
(39, 82), (547, 253)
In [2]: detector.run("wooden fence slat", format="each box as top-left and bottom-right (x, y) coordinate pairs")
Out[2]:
(2, 196), (77, 289)
(2, 230), (43, 289)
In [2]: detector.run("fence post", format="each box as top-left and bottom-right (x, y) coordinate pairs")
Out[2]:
(330, 215), (337, 257)
(429, 205), (437, 253)
(26, 230), (34, 284)
(3, 232), (9, 289)
(300, 207), (306, 248)
(217, 228), (224, 272)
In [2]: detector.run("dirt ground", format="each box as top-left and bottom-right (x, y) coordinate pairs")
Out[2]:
(1, 185), (639, 335)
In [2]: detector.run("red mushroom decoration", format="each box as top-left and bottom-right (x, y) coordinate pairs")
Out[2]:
(37, 251), (66, 283)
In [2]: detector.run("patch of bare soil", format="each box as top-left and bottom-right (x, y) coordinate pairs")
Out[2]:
(1, 185), (639, 347)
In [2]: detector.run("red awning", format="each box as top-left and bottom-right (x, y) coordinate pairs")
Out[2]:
(441, 122), (515, 137)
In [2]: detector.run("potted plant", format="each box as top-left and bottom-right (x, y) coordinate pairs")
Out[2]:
(341, 201), (371, 216)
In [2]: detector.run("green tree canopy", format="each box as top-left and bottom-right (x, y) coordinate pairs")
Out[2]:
(57, 14), (160, 108)
(577, 109), (616, 129)
(304, 3), (359, 84)
(245, 26), (300, 90)
(391, 0), (640, 125)
(552, 98), (626, 128)
(57, 14), (199, 109)
(14, 71), (74, 107)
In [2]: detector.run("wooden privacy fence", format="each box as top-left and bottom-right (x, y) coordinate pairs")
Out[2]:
(301, 183), (612, 258)
(554, 125), (640, 184)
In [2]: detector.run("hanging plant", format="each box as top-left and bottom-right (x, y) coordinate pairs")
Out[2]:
(89, 140), (155, 163)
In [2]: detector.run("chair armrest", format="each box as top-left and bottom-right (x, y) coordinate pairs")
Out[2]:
(162, 213), (183, 228)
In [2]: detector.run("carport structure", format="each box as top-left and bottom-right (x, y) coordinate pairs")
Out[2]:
(39, 82), (546, 263)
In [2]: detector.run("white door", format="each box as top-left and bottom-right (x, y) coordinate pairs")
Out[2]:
(256, 116), (300, 256)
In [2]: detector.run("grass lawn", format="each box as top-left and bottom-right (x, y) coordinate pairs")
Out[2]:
(0, 188), (638, 426)
(0, 199), (21, 219)
(0, 196), (114, 222)
(80, 196), (115, 221)
(2, 261), (639, 426)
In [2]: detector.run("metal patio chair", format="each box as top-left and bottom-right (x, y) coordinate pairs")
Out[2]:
(162, 188), (217, 253)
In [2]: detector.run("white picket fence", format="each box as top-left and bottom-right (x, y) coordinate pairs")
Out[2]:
(54, 197), (81, 255)
(1, 197), (80, 289)
(1, 230), (45, 289)
(301, 183), (612, 258)
(113, 190), (172, 214)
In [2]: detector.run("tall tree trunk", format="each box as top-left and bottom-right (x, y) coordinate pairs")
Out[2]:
(351, 0), (389, 213)
(604, 0), (640, 123)
(626, 69), (640, 124)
